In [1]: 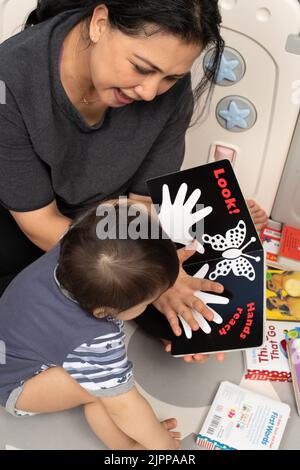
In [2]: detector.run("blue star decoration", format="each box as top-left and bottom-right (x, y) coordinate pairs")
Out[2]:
(217, 54), (240, 83)
(218, 101), (251, 130)
(207, 53), (240, 83)
(106, 343), (113, 350)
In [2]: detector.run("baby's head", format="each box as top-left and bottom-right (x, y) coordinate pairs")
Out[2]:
(56, 199), (179, 320)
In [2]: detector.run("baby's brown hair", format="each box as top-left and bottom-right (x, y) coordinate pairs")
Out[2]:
(56, 200), (179, 317)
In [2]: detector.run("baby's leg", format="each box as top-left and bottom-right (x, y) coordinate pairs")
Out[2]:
(16, 366), (137, 450)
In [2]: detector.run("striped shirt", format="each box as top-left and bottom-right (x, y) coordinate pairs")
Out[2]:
(0, 243), (134, 407)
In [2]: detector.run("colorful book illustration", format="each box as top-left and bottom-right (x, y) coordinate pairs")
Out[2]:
(244, 321), (300, 382)
(285, 327), (300, 416)
(196, 381), (290, 450)
(147, 160), (265, 356)
(266, 268), (300, 322)
(260, 224), (282, 262)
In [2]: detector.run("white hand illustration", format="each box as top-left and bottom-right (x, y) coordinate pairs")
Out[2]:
(179, 264), (229, 338)
(158, 183), (213, 254)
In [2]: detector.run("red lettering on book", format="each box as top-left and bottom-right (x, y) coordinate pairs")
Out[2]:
(213, 168), (241, 216)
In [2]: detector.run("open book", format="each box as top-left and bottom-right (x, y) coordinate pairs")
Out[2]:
(147, 160), (265, 356)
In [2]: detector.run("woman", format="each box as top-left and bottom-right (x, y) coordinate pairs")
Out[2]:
(0, 0), (267, 363)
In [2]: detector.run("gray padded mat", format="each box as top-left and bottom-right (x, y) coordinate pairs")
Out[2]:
(0, 320), (299, 450)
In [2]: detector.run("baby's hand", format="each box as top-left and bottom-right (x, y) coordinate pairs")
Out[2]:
(161, 418), (181, 450)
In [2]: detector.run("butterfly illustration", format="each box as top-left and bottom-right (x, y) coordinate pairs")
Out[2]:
(202, 220), (260, 281)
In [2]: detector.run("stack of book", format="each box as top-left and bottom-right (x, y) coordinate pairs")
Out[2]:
(244, 321), (297, 382)
(279, 225), (300, 263)
(285, 326), (300, 416)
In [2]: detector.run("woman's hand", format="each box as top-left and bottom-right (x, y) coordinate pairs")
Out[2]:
(153, 241), (226, 363)
(246, 199), (268, 232)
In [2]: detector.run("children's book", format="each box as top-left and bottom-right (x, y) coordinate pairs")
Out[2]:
(285, 327), (300, 416)
(279, 225), (300, 262)
(147, 160), (265, 356)
(260, 222), (282, 262)
(266, 268), (300, 321)
(196, 381), (290, 450)
(244, 321), (300, 382)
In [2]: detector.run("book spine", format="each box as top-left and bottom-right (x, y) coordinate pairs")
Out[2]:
(245, 369), (291, 382)
(287, 340), (300, 416)
(196, 435), (236, 451)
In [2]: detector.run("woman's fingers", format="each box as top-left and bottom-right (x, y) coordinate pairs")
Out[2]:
(161, 339), (172, 353)
(216, 352), (225, 362)
(184, 354), (209, 363)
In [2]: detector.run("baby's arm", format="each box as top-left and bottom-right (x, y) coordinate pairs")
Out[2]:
(101, 386), (179, 450)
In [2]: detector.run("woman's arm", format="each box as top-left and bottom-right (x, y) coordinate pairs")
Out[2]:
(101, 386), (179, 450)
(10, 200), (72, 252)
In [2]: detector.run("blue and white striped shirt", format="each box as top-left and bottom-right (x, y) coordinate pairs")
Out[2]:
(0, 243), (134, 407)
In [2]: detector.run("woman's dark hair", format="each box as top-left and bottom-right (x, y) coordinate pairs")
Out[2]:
(56, 200), (179, 317)
(25, 1), (224, 121)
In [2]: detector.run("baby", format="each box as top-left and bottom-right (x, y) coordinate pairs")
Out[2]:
(0, 199), (181, 450)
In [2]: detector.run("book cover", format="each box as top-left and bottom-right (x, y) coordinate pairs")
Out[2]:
(286, 327), (300, 416)
(279, 225), (300, 262)
(147, 160), (265, 355)
(196, 381), (290, 450)
(260, 225), (282, 262)
(266, 268), (300, 321)
(244, 321), (300, 382)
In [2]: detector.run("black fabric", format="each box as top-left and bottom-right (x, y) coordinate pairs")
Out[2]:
(133, 303), (176, 342)
(0, 204), (44, 281)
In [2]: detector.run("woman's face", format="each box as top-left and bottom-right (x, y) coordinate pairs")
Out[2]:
(88, 6), (202, 107)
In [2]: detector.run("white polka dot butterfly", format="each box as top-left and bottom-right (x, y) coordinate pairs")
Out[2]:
(202, 220), (260, 281)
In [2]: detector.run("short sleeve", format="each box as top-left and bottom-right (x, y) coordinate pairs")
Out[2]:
(0, 85), (54, 211)
(62, 326), (134, 397)
(128, 74), (194, 196)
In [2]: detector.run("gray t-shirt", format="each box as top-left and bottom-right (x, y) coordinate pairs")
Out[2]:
(0, 8), (193, 217)
(0, 242), (135, 407)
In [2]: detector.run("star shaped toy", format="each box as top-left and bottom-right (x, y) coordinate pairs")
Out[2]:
(218, 101), (251, 130)
(216, 54), (240, 83)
